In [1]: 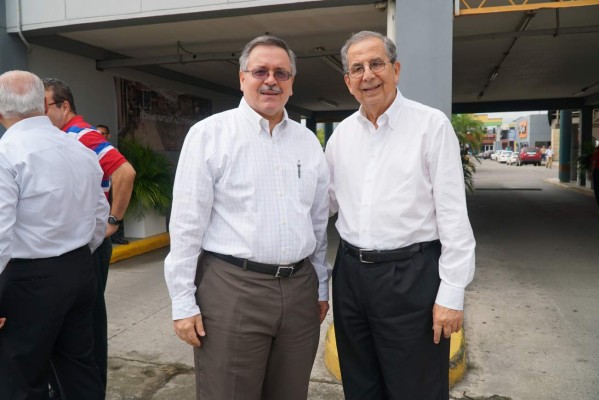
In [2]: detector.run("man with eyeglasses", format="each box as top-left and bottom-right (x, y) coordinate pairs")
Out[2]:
(164, 35), (329, 400)
(42, 78), (136, 398)
(325, 31), (475, 399)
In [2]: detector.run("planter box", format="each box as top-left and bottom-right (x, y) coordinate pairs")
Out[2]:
(124, 211), (167, 239)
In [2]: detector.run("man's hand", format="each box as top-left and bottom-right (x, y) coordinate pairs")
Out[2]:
(173, 314), (205, 347)
(105, 223), (119, 238)
(0, 317), (6, 330)
(432, 303), (463, 344)
(318, 301), (329, 324)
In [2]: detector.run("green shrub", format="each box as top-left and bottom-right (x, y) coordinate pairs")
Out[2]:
(119, 139), (173, 220)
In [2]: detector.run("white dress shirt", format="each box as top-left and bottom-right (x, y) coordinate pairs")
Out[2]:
(165, 99), (329, 320)
(0, 116), (109, 275)
(325, 90), (475, 310)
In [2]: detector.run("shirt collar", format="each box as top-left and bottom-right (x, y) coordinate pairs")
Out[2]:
(61, 115), (90, 133)
(3, 116), (55, 140)
(357, 89), (404, 130)
(238, 97), (289, 135)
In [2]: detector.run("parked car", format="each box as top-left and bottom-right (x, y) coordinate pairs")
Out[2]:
(507, 151), (519, 165)
(491, 150), (503, 161)
(481, 150), (494, 159)
(498, 151), (512, 163)
(517, 147), (542, 166)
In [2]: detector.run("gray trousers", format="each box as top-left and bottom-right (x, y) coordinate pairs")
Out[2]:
(193, 253), (320, 400)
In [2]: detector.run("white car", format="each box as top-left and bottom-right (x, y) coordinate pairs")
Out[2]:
(491, 150), (503, 161)
(498, 151), (512, 163)
(507, 151), (519, 165)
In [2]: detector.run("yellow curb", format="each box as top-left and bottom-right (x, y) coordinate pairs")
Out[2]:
(324, 323), (342, 381)
(449, 327), (466, 386)
(324, 324), (466, 386)
(110, 232), (170, 264)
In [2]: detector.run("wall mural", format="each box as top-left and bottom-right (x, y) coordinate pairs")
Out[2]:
(115, 77), (211, 151)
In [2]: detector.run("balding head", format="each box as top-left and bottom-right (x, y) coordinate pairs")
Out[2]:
(0, 70), (45, 124)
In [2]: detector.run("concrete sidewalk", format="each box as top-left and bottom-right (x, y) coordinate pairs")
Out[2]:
(106, 229), (344, 400)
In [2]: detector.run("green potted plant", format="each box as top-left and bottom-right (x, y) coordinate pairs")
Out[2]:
(118, 138), (173, 238)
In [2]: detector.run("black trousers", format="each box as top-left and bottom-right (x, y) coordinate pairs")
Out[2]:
(92, 238), (112, 388)
(332, 240), (449, 400)
(48, 238), (112, 398)
(0, 246), (104, 400)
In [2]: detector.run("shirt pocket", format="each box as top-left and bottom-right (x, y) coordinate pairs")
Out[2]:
(293, 160), (318, 208)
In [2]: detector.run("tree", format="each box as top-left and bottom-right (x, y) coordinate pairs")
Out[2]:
(451, 114), (485, 192)
(451, 114), (485, 152)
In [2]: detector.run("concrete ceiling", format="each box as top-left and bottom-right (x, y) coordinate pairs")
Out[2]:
(23, 2), (599, 115)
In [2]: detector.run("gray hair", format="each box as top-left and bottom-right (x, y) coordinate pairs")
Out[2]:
(340, 31), (397, 72)
(239, 35), (297, 76)
(0, 70), (45, 119)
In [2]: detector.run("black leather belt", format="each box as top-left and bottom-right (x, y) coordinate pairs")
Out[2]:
(342, 240), (438, 264)
(205, 251), (305, 278)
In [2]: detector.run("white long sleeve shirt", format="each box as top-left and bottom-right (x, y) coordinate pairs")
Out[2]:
(165, 99), (329, 320)
(325, 90), (475, 310)
(0, 116), (109, 274)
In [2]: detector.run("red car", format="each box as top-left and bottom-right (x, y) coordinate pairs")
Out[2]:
(517, 147), (542, 166)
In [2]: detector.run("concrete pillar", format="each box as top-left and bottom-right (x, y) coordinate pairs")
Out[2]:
(305, 115), (317, 135)
(579, 106), (594, 186)
(570, 122), (579, 182)
(393, 0), (452, 118)
(324, 122), (334, 145)
(559, 110), (572, 183)
(1, 0), (29, 136)
(0, 1), (28, 73)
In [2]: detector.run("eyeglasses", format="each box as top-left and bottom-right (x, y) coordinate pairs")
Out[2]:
(347, 60), (393, 79)
(47, 101), (64, 107)
(243, 69), (293, 81)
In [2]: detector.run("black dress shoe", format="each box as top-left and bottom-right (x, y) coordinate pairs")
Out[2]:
(111, 237), (129, 245)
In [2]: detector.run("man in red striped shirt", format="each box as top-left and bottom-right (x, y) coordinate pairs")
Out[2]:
(43, 78), (136, 396)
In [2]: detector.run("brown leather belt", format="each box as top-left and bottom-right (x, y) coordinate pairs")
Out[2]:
(205, 251), (305, 278)
(342, 240), (438, 264)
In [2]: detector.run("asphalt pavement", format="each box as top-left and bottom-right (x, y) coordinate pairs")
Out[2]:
(105, 159), (599, 400)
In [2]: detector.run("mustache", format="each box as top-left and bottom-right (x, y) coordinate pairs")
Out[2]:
(259, 85), (282, 94)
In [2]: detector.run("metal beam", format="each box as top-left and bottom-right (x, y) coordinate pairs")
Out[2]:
(457, 0), (599, 16)
(452, 97), (585, 113)
(313, 110), (356, 122)
(455, 25), (599, 42)
(97, 49), (340, 70)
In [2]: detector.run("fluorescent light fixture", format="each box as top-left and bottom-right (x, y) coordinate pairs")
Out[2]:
(319, 97), (338, 108)
(320, 56), (344, 75)
(374, 1), (388, 11)
(490, 71), (499, 81)
(573, 80), (599, 97)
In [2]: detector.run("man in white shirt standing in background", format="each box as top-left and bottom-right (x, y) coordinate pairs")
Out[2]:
(326, 31), (476, 400)
(164, 35), (329, 400)
(0, 70), (108, 399)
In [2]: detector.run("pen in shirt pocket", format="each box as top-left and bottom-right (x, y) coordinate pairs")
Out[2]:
(297, 160), (301, 179)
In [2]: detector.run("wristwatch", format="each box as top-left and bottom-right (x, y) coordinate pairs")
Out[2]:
(108, 215), (122, 226)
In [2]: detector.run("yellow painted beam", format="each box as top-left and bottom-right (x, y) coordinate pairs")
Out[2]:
(458, 0), (599, 15)
(324, 324), (467, 387)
